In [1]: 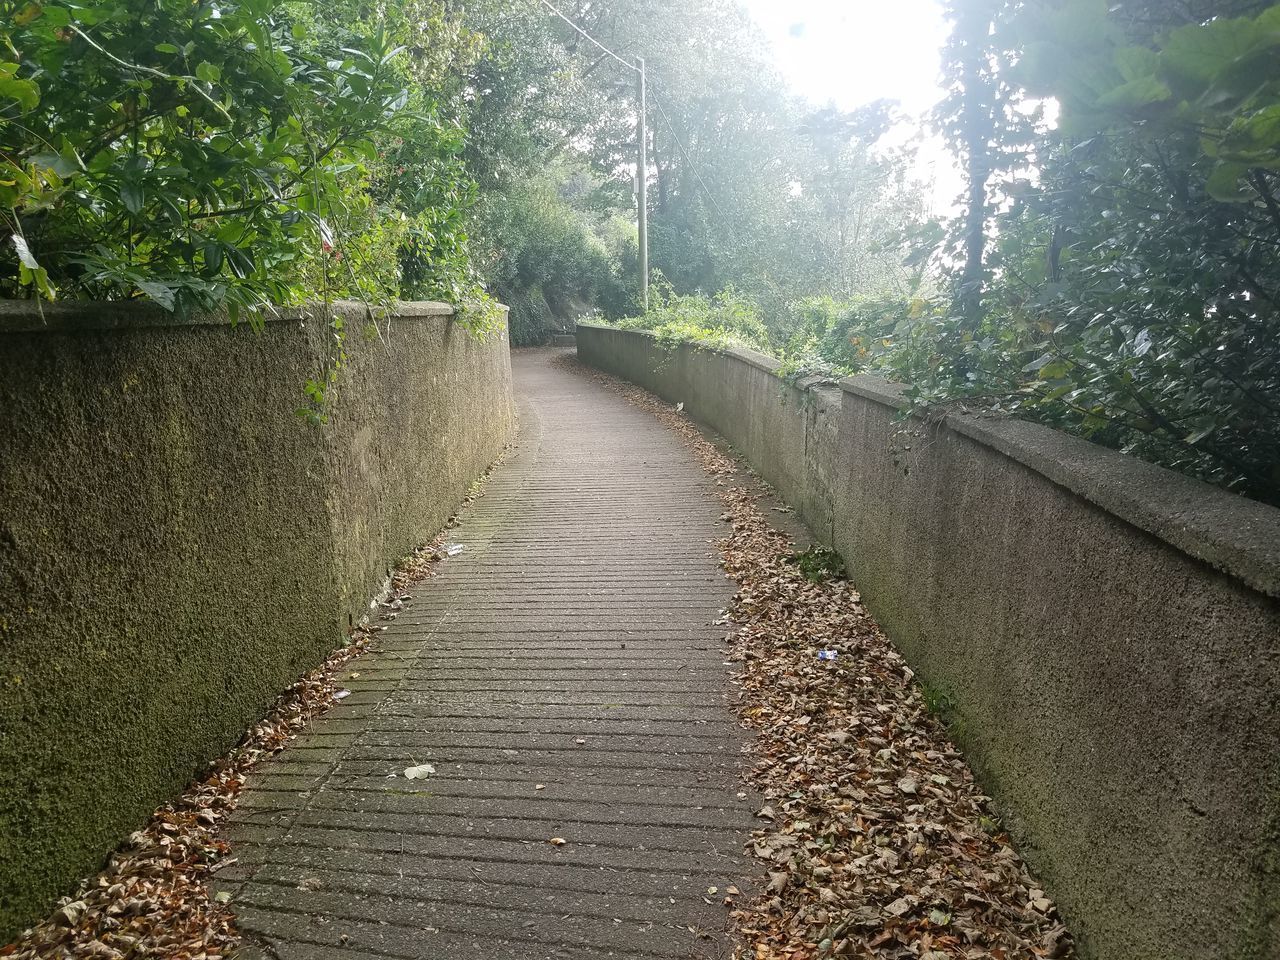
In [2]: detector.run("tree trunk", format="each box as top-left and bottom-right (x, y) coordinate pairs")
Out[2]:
(954, 0), (996, 324)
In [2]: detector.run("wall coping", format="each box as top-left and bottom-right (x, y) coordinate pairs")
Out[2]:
(0, 299), (456, 334)
(579, 322), (1280, 599)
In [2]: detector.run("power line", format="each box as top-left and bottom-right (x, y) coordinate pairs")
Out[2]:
(651, 96), (729, 223)
(534, 0), (649, 308)
(534, 0), (736, 259)
(536, 0), (638, 73)
(533, 0), (716, 220)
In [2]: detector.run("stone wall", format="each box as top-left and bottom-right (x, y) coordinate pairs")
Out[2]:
(0, 301), (516, 937)
(577, 322), (1280, 960)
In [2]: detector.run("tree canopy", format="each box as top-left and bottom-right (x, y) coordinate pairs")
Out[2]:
(3, 0), (1276, 501)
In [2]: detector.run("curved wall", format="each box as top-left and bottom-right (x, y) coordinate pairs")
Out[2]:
(0, 301), (515, 936)
(577, 322), (1280, 960)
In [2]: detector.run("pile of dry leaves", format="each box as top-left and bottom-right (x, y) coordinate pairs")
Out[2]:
(0, 490), (496, 958)
(566, 357), (1073, 960)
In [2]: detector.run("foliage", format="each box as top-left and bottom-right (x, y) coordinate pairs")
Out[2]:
(1018, 0), (1280, 192)
(920, 0), (1280, 502)
(294, 0), (493, 309)
(787, 103), (932, 304)
(471, 162), (633, 345)
(454, 0), (927, 332)
(785, 545), (846, 584)
(1, 0), (490, 321)
(610, 277), (770, 353)
(608, 287), (947, 392)
(501, 285), (558, 348)
(779, 295), (935, 380)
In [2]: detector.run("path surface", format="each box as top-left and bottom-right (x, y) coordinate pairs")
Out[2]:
(220, 349), (757, 960)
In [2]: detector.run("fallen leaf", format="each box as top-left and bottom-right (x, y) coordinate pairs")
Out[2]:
(885, 897), (912, 917)
(569, 358), (1076, 960)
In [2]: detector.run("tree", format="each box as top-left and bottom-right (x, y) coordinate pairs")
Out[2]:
(916, 0), (1280, 501)
(937, 0), (1002, 322)
(1, 0), (489, 317)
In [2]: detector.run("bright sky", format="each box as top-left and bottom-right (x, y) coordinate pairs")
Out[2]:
(738, 0), (963, 210)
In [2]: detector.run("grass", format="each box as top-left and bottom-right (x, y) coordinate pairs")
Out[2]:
(785, 545), (847, 583)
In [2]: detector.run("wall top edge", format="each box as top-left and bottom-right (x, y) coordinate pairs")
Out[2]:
(580, 323), (1280, 598)
(0, 299), (460, 334)
(575, 321), (785, 375)
(838, 371), (1280, 598)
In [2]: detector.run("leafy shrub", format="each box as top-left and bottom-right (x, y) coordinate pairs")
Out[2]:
(617, 276), (1279, 504)
(611, 278), (770, 353)
(502, 284), (557, 347)
(920, 0), (1280, 503)
(472, 164), (632, 343)
(1, 0), (489, 321)
(780, 295), (937, 381)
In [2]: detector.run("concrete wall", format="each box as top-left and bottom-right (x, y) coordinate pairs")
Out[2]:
(0, 301), (515, 937)
(577, 323), (1280, 960)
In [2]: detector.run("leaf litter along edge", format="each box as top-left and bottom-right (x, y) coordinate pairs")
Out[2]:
(557, 354), (1073, 960)
(1, 442), (514, 960)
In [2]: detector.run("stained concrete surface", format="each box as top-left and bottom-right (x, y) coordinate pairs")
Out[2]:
(0, 303), (513, 938)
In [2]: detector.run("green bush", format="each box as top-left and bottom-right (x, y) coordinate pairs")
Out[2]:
(615, 277), (1278, 504)
(502, 284), (556, 347)
(472, 164), (633, 343)
(925, 0), (1280, 504)
(780, 295), (937, 379)
(611, 278), (770, 353)
(1, 0), (489, 321)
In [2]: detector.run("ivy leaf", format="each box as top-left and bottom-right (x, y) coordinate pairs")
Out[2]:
(201, 241), (224, 275)
(1184, 421), (1217, 445)
(11, 235), (54, 298)
(1220, 104), (1280, 165)
(1114, 45), (1159, 83)
(1022, 351), (1054, 373)
(1162, 15), (1266, 86)
(30, 151), (78, 178)
(13, 2), (43, 26)
(0, 74), (40, 111)
(1096, 75), (1171, 110)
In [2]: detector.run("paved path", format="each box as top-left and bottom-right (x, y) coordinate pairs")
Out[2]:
(221, 349), (757, 960)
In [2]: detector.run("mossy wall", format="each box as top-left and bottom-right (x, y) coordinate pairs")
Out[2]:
(578, 322), (1280, 960)
(0, 301), (515, 938)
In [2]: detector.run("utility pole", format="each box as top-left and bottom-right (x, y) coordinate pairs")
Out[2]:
(636, 56), (649, 312)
